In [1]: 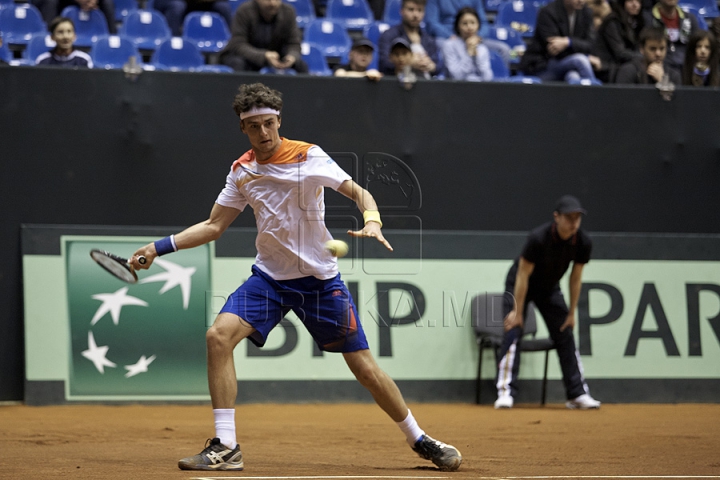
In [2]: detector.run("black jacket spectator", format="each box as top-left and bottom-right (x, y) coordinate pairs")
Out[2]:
(520, 0), (595, 75)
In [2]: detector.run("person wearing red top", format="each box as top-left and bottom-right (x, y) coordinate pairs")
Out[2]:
(644, 0), (700, 74)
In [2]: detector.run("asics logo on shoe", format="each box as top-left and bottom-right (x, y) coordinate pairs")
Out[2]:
(206, 450), (231, 464)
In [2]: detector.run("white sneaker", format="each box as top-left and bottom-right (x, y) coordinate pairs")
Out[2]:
(566, 393), (601, 409)
(494, 394), (514, 409)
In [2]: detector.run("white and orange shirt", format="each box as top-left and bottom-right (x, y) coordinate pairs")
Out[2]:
(216, 138), (352, 281)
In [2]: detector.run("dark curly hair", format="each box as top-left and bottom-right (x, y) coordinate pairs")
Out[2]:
(232, 83), (283, 118)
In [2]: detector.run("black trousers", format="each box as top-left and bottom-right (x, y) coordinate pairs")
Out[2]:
(496, 287), (588, 400)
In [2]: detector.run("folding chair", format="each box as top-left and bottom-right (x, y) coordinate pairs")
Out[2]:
(472, 292), (555, 405)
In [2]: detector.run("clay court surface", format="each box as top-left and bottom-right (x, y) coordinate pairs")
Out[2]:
(1, 403), (719, 479)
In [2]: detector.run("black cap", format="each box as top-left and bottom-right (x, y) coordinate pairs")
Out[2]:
(390, 37), (411, 51)
(555, 195), (587, 214)
(352, 37), (375, 51)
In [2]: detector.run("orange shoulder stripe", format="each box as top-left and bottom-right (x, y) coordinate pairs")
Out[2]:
(258, 138), (315, 165)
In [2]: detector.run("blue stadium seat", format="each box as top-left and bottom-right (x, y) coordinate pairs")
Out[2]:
(679, 0), (719, 17)
(680, 4), (709, 28)
(114, 0), (139, 22)
(506, 75), (541, 83)
(195, 64), (234, 72)
(284, 0), (316, 28)
(0, 35), (12, 62)
(489, 49), (509, 79)
(301, 42), (332, 75)
(182, 11), (230, 53)
(229, 0), (249, 13)
(303, 19), (351, 62)
(325, 0), (373, 31)
(23, 32), (55, 61)
(150, 36), (205, 70)
(61, 6), (110, 48)
(382, 0), (401, 24)
(0, 4), (46, 46)
(495, 0), (538, 38)
(120, 9), (171, 50)
(362, 21), (388, 69)
(485, 25), (525, 64)
(484, 0), (505, 13)
(91, 34), (142, 68)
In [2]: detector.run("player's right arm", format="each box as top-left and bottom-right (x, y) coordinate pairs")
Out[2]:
(504, 257), (534, 331)
(129, 203), (240, 269)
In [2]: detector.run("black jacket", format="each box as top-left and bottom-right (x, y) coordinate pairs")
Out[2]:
(520, 0), (595, 75)
(595, 12), (642, 82)
(615, 56), (681, 84)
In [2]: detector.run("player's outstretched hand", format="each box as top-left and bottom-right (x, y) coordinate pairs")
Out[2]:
(347, 222), (393, 251)
(128, 243), (157, 270)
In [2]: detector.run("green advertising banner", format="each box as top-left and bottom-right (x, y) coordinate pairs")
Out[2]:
(65, 239), (211, 399)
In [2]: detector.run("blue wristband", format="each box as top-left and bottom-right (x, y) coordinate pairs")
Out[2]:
(154, 235), (177, 256)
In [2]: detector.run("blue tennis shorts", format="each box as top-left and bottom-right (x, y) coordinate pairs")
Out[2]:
(219, 265), (369, 353)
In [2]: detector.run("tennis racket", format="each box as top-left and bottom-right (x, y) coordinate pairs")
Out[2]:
(90, 249), (146, 284)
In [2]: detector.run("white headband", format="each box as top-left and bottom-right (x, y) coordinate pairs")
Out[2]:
(240, 107), (281, 120)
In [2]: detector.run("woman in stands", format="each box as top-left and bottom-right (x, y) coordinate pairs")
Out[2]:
(35, 17), (93, 68)
(682, 30), (720, 86)
(441, 7), (493, 81)
(594, 0), (643, 82)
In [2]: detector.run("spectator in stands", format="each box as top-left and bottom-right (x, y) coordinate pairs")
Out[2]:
(334, 37), (384, 80)
(31, 0), (117, 34)
(681, 30), (720, 86)
(378, 0), (440, 77)
(154, 0), (233, 37)
(615, 25), (680, 83)
(424, 0), (511, 64)
(595, 0), (644, 82)
(587, 0), (611, 29)
(442, 7), (493, 81)
(35, 17), (93, 67)
(518, 0), (601, 83)
(387, 36), (418, 77)
(219, 0), (308, 73)
(644, 0), (699, 75)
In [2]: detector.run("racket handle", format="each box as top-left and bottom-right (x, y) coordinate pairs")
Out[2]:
(138, 256), (147, 265)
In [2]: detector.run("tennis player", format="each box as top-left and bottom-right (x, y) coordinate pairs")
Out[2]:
(129, 83), (462, 472)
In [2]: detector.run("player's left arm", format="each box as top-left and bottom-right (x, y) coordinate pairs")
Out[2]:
(336, 179), (393, 251)
(561, 262), (585, 332)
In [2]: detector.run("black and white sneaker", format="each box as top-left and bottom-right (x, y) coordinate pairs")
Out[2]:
(178, 438), (244, 471)
(412, 434), (462, 471)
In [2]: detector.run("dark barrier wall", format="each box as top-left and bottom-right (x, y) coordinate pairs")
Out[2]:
(2, 68), (719, 401)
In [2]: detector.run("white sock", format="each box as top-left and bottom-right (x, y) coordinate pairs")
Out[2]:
(396, 409), (425, 447)
(213, 408), (237, 449)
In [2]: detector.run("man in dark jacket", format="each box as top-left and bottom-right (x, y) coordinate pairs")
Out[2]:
(378, 0), (440, 77)
(644, 0), (699, 74)
(615, 25), (681, 84)
(220, 0), (308, 73)
(519, 0), (601, 82)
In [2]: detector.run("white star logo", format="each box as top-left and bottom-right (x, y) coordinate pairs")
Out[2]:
(124, 354), (157, 378)
(140, 258), (196, 309)
(90, 286), (148, 326)
(81, 331), (117, 374)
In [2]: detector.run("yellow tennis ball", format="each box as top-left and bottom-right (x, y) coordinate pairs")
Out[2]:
(325, 239), (349, 258)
